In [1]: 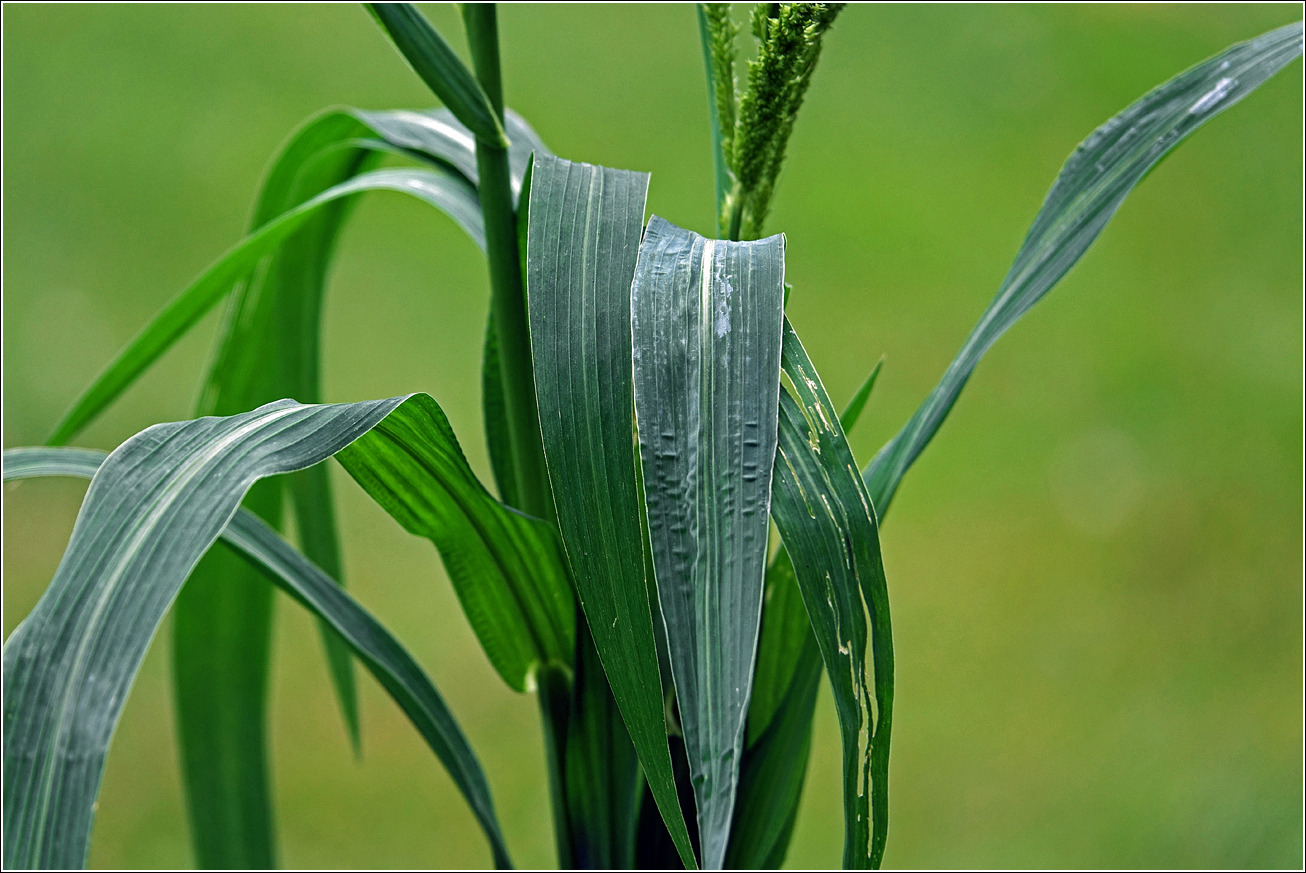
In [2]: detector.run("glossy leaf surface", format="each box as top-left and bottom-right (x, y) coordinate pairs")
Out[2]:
(630, 216), (785, 869)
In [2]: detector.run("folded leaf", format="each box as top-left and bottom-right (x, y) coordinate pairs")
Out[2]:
(630, 216), (785, 869)
(866, 21), (1304, 515)
(335, 393), (574, 690)
(771, 321), (894, 869)
(1, 446), (512, 870)
(526, 154), (698, 869)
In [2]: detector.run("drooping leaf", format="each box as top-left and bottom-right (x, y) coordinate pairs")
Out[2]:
(334, 393), (575, 690)
(630, 216), (786, 869)
(771, 320), (894, 869)
(366, 3), (508, 147)
(1, 396), (540, 869)
(358, 106), (548, 204)
(729, 345), (887, 868)
(177, 108), (381, 868)
(47, 167), (484, 447)
(866, 21), (1304, 515)
(526, 154), (698, 869)
(0, 446), (512, 870)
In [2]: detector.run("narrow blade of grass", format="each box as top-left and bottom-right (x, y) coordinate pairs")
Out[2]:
(866, 21), (1304, 515)
(366, 3), (508, 147)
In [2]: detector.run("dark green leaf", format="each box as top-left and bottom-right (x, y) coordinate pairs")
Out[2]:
(526, 154), (697, 869)
(0, 445), (512, 870)
(866, 21), (1304, 515)
(727, 618), (821, 869)
(840, 356), (883, 435)
(771, 321), (894, 869)
(366, 3), (509, 147)
(565, 626), (642, 869)
(630, 216), (786, 869)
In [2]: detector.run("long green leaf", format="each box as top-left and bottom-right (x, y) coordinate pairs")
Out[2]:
(0, 446), (512, 869)
(771, 321), (894, 869)
(1, 396), (536, 868)
(630, 216), (786, 869)
(866, 21), (1304, 515)
(334, 393), (574, 690)
(366, 3), (509, 147)
(526, 154), (697, 869)
(178, 108), (380, 868)
(47, 167), (484, 448)
(728, 348), (886, 869)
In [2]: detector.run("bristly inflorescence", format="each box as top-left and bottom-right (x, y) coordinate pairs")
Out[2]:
(705, 3), (845, 240)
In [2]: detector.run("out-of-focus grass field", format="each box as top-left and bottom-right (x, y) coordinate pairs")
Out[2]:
(2, 4), (1301, 869)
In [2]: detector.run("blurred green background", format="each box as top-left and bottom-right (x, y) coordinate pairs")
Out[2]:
(3, 3), (1301, 869)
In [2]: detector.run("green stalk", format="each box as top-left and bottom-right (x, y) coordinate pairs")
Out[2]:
(463, 7), (576, 866)
(462, 4), (552, 523)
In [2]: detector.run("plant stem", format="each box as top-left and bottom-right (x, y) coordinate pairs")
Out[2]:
(462, 4), (552, 523)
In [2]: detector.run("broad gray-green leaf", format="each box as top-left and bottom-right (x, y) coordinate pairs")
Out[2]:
(526, 154), (697, 869)
(366, 3), (508, 148)
(47, 167), (484, 447)
(0, 446), (512, 870)
(630, 216), (785, 869)
(771, 321), (894, 869)
(866, 21), (1304, 515)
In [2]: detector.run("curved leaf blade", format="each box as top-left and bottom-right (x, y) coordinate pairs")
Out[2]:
(0, 446), (513, 870)
(866, 21), (1304, 514)
(177, 107), (382, 868)
(771, 321), (894, 869)
(47, 167), (484, 447)
(630, 216), (786, 869)
(526, 154), (698, 869)
(335, 393), (575, 690)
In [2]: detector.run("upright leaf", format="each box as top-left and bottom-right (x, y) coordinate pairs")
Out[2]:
(866, 21), (1304, 514)
(630, 216), (785, 869)
(1, 446), (512, 869)
(771, 321), (894, 869)
(526, 154), (697, 869)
